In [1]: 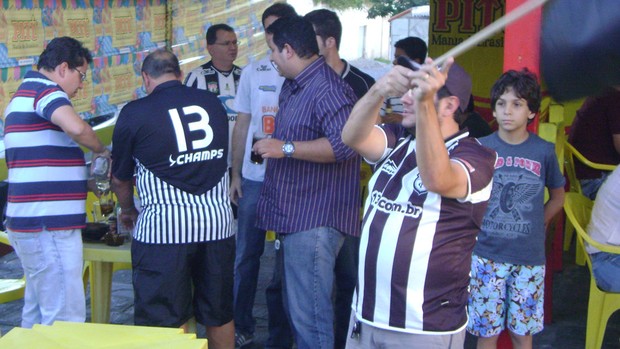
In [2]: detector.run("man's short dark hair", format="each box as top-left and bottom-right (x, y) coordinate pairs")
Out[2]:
(394, 37), (427, 63)
(262, 2), (297, 27)
(437, 86), (465, 124)
(141, 49), (181, 79)
(304, 9), (342, 50)
(266, 16), (318, 59)
(37, 36), (92, 71)
(490, 69), (541, 124)
(206, 23), (235, 45)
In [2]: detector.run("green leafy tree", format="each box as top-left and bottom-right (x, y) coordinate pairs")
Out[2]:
(367, 0), (428, 18)
(314, 0), (429, 18)
(314, 0), (365, 11)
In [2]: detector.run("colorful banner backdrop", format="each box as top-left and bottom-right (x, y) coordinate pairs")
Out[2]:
(108, 54), (139, 105)
(7, 8), (44, 58)
(42, 3), (66, 40)
(0, 78), (22, 120)
(72, 78), (94, 114)
(111, 7), (136, 50)
(429, 0), (505, 121)
(147, 4), (166, 44)
(172, 0), (271, 70)
(0, 0), (274, 127)
(64, 9), (95, 49)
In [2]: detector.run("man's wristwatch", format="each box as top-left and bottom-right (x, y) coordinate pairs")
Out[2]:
(282, 141), (295, 158)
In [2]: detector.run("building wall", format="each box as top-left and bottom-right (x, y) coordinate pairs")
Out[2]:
(289, 0), (390, 61)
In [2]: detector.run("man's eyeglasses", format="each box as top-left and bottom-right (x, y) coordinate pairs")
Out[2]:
(73, 68), (87, 82)
(213, 40), (239, 47)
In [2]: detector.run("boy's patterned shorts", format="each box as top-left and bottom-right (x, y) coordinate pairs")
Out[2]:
(466, 255), (545, 337)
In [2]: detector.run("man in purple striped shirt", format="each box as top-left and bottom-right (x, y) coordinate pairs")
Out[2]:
(253, 16), (360, 349)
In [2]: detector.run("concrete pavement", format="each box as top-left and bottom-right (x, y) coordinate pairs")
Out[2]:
(2, 241), (620, 348)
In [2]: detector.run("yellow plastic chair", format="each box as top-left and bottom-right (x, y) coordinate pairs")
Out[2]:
(538, 122), (557, 143)
(538, 96), (551, 123)
(360, 162), (372, 218)
(546, 103), (566, 174)
(538, 122), (564, 172)
(538, 123), (554, 205)
(548, 103), (565, 125)
(0, 231), (26, 304)
(564, 142), (617, 195)
(538, 123), (565, 205)
(563, 142), (617, 265)
(564, 193), (620, 349)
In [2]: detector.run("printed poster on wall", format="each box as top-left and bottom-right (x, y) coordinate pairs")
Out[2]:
(148, 4), (167, 44)
(111, 7), (136, 50)
(183, 2), (205, 43)
(0, 78), (23, 124)
(91, 56), (116, 118)
(233, 1), (268, 66)
(6, 8), (44, 58)
(64, 8), (95, 50)
(72, 79), (94, 114)
(108, 57), (138, 105)
(42, 4), (66, 40)
(429, 0), (505, 119)
(0, 8), (8, 47)
(170, 0), (201, 65)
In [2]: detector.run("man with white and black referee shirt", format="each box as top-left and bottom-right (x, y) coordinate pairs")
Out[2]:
(342, 57), (496, 348)
(111, 49), (234, 349)
(185, 23), (242, 167)
(304, 9), (374, 349)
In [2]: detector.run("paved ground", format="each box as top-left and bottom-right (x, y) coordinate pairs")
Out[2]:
(2, 240), (620, 348)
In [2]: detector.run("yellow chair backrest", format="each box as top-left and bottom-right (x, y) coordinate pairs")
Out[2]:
(564, 192), (620, 349)
(538, 121), (565, 169)
(538, 122), (556, 144)
(564, 141), (617, 194)
(360, 162), (373, 218)
(0, 231), (10, 246)
(538, 96), (551, 123)
(566, 193), (620, 257)
(563, 193), (594, 261)
(548, 103), (564, 125)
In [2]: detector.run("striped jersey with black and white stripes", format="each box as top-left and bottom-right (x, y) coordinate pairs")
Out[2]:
(353, 126), (496, 334)
(133, 161), (233, 244)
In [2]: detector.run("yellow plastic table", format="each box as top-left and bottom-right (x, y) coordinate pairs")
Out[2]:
(82, 241), (132, 323)
(0, 321), (207, 348)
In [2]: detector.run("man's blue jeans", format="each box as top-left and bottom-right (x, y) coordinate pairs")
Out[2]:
(334, 235), (360, 349)
(233, 178), (291, 348)
(281, 226), (344, 349)
(591, 252), (620, 292)
(8, 228), (86, 328)
(580, 172), (610, 200)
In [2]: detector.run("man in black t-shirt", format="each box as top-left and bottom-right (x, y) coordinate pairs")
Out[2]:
(112, 49), (234, 349)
